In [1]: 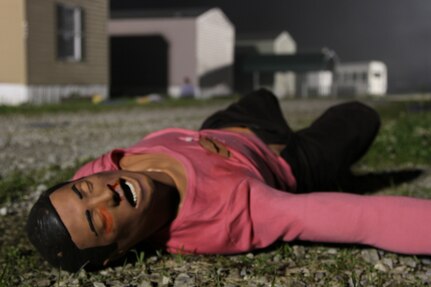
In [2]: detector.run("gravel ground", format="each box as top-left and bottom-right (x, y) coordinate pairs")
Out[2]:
(1, 97), (431, 286)
(0, 99), (340, 178)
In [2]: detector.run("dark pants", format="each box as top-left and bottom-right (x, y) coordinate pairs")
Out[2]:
(281, 102), (380, 191)
(201, 89), (381, 192)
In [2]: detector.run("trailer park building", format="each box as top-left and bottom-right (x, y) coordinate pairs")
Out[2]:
(0, 0), (109, 105)
(335, 61), (387, 97)
(109, 8), (235, 99)
(297, 60), (388, 97)
(0, 2), (386, 105)
(235, 31), (297, 98)
(0, 5), (233, 105)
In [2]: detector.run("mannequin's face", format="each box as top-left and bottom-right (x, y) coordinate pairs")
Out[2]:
(49, 170), (172, 257)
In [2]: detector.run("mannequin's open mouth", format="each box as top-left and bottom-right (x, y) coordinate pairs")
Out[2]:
(119, 178), (137, 207)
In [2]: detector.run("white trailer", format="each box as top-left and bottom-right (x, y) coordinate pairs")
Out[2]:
(335, 61), (387, 96)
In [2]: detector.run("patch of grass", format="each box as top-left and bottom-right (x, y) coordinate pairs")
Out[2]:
(0, 158), (92, 205)
(360, 103), (431, 168)
(0, 172), (35, 204)
(130, 249), (146, 266)
(0, 246), (38, 287)
(380, 185), (431, 199)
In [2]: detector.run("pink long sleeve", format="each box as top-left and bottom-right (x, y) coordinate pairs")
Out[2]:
(250, 180), (431, 255)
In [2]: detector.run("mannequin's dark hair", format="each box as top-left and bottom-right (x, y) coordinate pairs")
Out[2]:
(26, 181), (117, 272)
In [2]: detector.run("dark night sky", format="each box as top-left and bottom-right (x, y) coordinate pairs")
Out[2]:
(111, 0), (431, 93)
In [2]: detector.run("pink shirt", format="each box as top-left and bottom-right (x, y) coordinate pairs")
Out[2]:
(74, 128), (431, 255)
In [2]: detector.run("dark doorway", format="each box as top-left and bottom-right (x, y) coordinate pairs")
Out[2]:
(110, 35), (168, 97)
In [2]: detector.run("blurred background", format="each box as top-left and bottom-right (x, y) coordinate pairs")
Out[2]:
(1, 0), (430, 105)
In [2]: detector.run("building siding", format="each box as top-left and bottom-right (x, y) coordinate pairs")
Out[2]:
(26, 0), (108, 85)
(0, 0), (27, 84)
(196, 8), (234, 96)
(109, 18), (197, 96)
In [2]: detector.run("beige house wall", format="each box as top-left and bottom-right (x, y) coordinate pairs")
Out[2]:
(109, 18), (197, 97)
(26, 0), (108, 85)
(0, 0), (27, 84)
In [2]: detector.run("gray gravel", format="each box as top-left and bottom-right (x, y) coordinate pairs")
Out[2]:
(0, 105), (213, 177)
(0, 98), (340, 178)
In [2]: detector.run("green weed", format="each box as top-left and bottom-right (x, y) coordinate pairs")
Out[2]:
(0, 172), (35, 204)
(130, 249), (146, 266)
(360, 105), (431, 168)
(0, 246), (38, 287)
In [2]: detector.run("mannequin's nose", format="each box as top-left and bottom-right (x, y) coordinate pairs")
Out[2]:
(88, 184), (121, 207)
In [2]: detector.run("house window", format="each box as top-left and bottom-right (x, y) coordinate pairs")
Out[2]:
(56, 4), (84, 61)
(373, 72), (382, 78)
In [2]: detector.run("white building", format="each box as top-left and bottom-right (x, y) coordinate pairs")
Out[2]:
(335, 61), (387, 96)
(294, 48), (338, 97)
(299, 71), (333, 97)
(109, 8), (235, 98)
(235, 31), (297, 98)
(298, 60), (387, 98)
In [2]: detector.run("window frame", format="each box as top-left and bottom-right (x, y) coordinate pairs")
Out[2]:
(56, 3), (85, 62)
